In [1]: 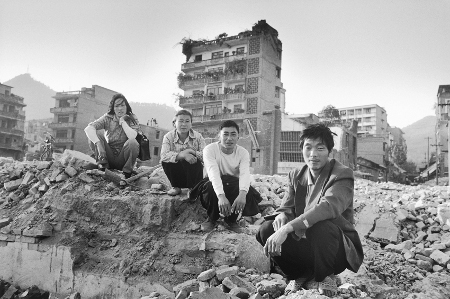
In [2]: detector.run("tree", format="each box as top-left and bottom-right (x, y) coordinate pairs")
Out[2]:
(318, 105), (341, 124)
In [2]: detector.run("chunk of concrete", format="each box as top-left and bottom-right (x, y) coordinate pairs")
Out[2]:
(369, 213), (399, 244)
(4, 178), (22, 192)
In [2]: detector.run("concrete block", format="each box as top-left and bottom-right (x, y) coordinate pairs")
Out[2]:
(173, 279), (199, 294)
(49, 168), (62, 182)
(0, 241), (7, 247)
(38, 243), (52, 252)
(430, 250), (450, 265)
(0, 234), (15, 242)
(4, 178), (22, 191)
(22, 223), (53, 237)
(369, 214), (399, 243)
(55, 173), (69, 182)
(44, 177), (51, 186)
(216, 266), (239, 281)
(28, 243), (39, 251)
(38, 184), (49, 192)
(20, 171), (35, 186)
(0, 217), (12, 229)
(19, 236), (38, 243)
(78, 173), (95, 184)
(64, 166), (78, 177)
(198, 268), (216, 281)
(12, 227), (23, 235)
(228, 274), (256, 293)
(36, 160), (52, 170)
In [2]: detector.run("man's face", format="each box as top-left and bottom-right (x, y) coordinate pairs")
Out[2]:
(219, 126), (239, 150)
(113, 98), (127, 118)
(175, 114), (192, 134)
(302, 138), (330, 171)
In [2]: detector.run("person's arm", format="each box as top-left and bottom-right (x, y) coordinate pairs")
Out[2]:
(120, 115), (138, 139)
(203, 144), (224, 196)
(289, 169), (354, 236)
(84, 115), (107, 144)
(237, 148), (250, 192)
(160, 132), (178, 163)
(195, 133), (206, 162)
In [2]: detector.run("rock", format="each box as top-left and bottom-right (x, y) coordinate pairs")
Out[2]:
(228, 287), (250, 299)
(385, 240), (413, 253)
(36, 161), (52, 170)
(78, 173), (95, 184)
(20, 171), (35, 186)
(0, 218), (12, 229)
(173, 279), (199, 295)
(198, 269), (216, 281)
(55, 173), (69, 182)
(59, 150), (96, 169)
(216, 266), (239, 281)
(256, 280), (284, 298)
(430, 250), (450, 265)
(370, 213), (399, 243)
(64, 166), (78, 177)
(4, 178), (22, 191)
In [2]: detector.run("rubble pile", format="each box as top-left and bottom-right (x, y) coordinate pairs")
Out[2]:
(1, 152), (450, 298)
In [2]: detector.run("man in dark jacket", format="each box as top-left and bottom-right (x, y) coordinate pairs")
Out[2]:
(256, 123), (363, 297)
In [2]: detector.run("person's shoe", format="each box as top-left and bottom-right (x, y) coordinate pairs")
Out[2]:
(200, 219), (217, 232)
(304, 276), (338, 297)
(284, 271), (313, 295)
(167, 187), (182, 196)
(225, 220), (242, 233)
(123, 172), (132, 179)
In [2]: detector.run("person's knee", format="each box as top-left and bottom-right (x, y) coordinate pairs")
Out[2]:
(257, 220), (275, 245)
(125, 138), (139, 152)
(306, 220), (340, 241)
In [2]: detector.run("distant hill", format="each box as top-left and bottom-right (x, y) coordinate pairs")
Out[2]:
(402, 115), (436, 167)
(129, 102), (176, 131)
(4, 73), (56, 120)
(2, 73), (177, 129)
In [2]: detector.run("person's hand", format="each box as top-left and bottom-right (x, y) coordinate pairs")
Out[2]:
(272, 213), (288, 232)
(218, 194), (231, 217)
(231, 192), (246, 214)
(119, 115), (131, 126)
(184, 153), (197, 164)
(95, 142), (106, 161)
(263, 224), (292, 257)
(178, 149), (197, 164)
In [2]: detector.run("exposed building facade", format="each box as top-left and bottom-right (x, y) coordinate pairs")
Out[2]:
(177, 20), (283, 174)
(357, 135), (388, 177)
(50, 85), (118, 153)
(24, 118), (52, 159)
(338, 104), (388, 136)
(0, 83), (26, 159)
(435, 84), (450, 176)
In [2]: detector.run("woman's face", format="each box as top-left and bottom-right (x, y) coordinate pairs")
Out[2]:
(175, 114), (192, 134)
(113, 98), (127, 118)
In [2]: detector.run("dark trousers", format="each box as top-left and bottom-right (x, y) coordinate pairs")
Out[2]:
(256, 219), (348, 281)
(162, 160), (204, 189)
(199, 176), (261, 224)
(88, 131), (139, 173)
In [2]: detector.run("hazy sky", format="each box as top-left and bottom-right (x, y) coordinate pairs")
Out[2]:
(1, 0), (449, 128)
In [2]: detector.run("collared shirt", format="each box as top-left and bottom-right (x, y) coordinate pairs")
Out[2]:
(88, 113), (139, 156)
(160, 129), (206, 163)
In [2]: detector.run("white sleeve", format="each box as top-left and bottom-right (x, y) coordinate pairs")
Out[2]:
(238, 147), (250, 192)
(84, 125), (100, 144)
(203, 144), (225, 196)
(121, 122), (138, 139)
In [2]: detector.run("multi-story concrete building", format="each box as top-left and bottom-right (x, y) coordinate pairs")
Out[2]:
(435, 84), (450, 176)
(177, 20), (283, 174)
(338, 104), (388, 136)
(24, 118), (52, 157)
(0, 83), (26, 159)
(137, 124), (170, 167)
(50, 85), (118, 153)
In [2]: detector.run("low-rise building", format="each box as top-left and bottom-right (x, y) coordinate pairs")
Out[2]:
(0, 83), (26, 160)
(338, 104), (388, 136)
(50, 85), (119, 153)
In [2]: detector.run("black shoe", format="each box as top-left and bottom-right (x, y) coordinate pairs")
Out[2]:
(124, 172), (133, 179)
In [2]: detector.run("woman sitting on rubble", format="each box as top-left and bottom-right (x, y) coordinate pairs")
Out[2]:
(160, 109), (205, 196)
(84, 94), (139, 179)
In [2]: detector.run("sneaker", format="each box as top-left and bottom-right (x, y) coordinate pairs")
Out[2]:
(167, 187), (181, 196)
(123, 172), (132, 179)
(200, 219), (217, 232)
(304, 276), (338, 297)
(284, 271), (313, 295)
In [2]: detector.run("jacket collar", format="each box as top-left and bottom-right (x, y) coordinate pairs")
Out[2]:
(174, 129), (195, 142)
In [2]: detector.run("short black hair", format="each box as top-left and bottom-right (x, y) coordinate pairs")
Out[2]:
(219, 120), (239, 133)
(107, 94), (133, 115)
(175, 109), (193, 121)
(299, 123), (336, 152)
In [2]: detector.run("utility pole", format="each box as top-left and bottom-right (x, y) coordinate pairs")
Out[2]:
(431, 141), (443, 185)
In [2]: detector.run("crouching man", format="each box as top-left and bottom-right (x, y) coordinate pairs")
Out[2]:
(189, 120), (262, 232)
(256, 123), (363, 297)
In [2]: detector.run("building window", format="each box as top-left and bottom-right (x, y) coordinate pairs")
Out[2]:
(70, 145), (74, 150)
(56, 130), (68, 138)
(275, 87), (280, 98)
(153, 146), (159, 156)
(233, 104), (243, 113)
(235, 84), (244, 92)
(72, 114), (77, 123)
(212, 51), (223, 59)
(207, 87), (222, 96)
(156, 131), (160, 139)
(276, 67), (281, 78)
(364, 108), (371, 113)
(4, 90), (10, 96)
(205, 104), (221, 116)
(363, 117), (371, 122)
(59, 99), (70, 108)
(348, 110), (354, 116)
(224, 52), (229, 57)
(72, 129), (76, 138)
(194, 55), (202, 62)
(236, 47), (245, 55)
(58, 115), (70, 123)
(355, 109), (362, 115)
(193, 90), (203, 96)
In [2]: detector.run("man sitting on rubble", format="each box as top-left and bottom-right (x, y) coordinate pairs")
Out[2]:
(189, 120), (262, 232)
(256, 123), (364, 297)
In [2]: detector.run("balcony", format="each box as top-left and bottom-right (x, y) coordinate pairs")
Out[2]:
(0, 127), (24, 136)
(218, 93), (245, 102)
(0, 93), (26, 106)
(192, 112), (247, 123)
(54, 138), (74, 144)
(49, 122), (77, 129)
(179, 72), (246, 89)
(50, 106), (78, 113)
(0, 110), (26, 120)
(179, 95), (221, 106)
(181, 53), (247, 71)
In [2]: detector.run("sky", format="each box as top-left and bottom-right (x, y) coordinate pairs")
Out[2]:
(0, 0), (449, 129)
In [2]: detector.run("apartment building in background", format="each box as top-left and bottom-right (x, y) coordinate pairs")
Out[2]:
(338, 104), (388, 137)
(50, 85), (118, 153)
(0, 83), (26, 159)
(177, 20), (283, 174)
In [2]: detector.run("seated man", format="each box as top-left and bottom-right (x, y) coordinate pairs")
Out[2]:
(190, 120), (262, 232)
(160, 109), (205, 196)
(84, 94), (139, 178)
(256, 123), (363, 297)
